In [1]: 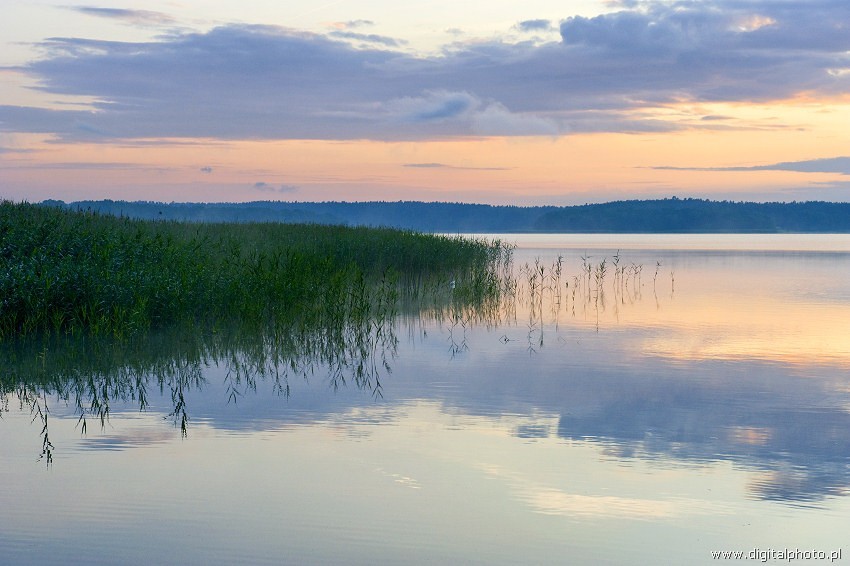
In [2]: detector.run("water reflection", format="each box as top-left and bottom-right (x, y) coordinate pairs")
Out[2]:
(1, 270), (507, 463)
(435, 245), (850, 507)
(1, 317), (399, 459)
(551, 364), (850, 505)
(4, 241), (850, 511)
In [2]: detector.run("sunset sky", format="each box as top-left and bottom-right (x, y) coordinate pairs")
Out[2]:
(1, 0), (849, 205)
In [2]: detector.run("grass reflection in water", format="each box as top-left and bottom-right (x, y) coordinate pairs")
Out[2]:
(2, 281), (511, 464)
(0, 201), (515, 461)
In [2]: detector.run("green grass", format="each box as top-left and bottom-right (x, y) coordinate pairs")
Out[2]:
(0, 201), (510, 339)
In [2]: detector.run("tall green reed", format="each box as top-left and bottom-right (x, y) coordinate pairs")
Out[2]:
(0, 201), (510, 340)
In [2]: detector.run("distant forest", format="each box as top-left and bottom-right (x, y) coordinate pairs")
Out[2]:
(40, 198), (850, 233)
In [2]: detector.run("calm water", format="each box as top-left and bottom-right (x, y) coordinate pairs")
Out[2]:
(3, 234), (850, 565)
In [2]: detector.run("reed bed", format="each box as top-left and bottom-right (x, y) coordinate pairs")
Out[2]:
(0, 201), (509, 339)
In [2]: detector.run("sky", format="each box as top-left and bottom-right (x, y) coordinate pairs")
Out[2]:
(1, 0), (849, 205)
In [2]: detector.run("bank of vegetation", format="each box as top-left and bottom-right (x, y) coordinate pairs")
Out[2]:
(0, 201), (509, 339)
(45, 197), (850, 233)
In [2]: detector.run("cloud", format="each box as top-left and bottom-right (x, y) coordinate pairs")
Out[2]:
(602, 0), (640, 7)
(554, 1), (850, 101)
(652, 156), (850, 175)
(378, 90), (563, 136)
(254, 182), (299, 193)
(0, 146), (36, 154)
(471, 102), (560, 136)
(0, 160), (172, 172)
(328, 31), (407, 48)
(5, 1), (849, 141)
(403, 162), (446, 168)
(68, 6), (176, 27)
(384, 90), (478, 122)
(515, 19), (554, 33)
(749, 157), (850, 175)
(402, 162), (512, 171)
(330, 20), (374, 30)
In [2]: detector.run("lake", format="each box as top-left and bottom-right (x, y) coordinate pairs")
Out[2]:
(2, 234), (849, 565)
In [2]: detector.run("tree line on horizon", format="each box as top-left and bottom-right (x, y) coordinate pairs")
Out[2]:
(38, 197), (850, 233)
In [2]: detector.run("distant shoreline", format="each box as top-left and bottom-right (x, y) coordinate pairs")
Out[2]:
(38, 197), (850, 233)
